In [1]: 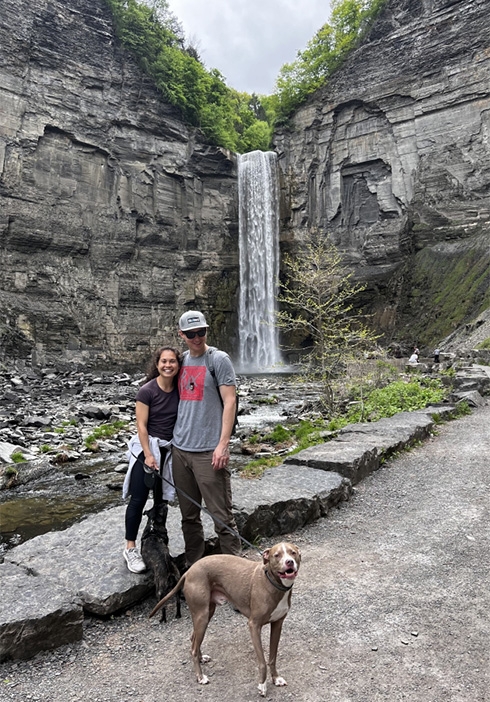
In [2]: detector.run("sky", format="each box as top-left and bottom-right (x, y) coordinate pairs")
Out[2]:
(167, 0), (332, 95)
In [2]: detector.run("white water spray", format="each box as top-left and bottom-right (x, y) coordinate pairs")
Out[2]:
(238, 151), (282, 372)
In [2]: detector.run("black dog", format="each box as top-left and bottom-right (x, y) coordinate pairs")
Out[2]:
(141, 502), (182, 623)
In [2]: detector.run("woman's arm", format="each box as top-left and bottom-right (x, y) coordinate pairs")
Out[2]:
(135, 400), (158, 470)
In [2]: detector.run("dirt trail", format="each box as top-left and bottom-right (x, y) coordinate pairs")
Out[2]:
(2, 403), (489, 701)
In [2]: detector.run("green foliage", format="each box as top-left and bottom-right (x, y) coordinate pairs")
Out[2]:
(346, 377), (445, 423)
(266, 425), (291, 444)
(277, 234), (379, 409)
(452, 400), (471, 418)
(40, 444), (52, 453)
(273, 0), (386, 120)
(476, 337), (490, 350)
(402, 243), (490, 347)
(84, 420), (129, 450)
(104, 0), (271, 152)
(10, 451), (25, 464)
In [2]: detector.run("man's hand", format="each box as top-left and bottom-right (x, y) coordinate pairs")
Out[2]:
(212, 443), (230, 471)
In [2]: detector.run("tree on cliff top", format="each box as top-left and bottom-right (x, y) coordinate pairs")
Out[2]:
(277, 234), (379, 410)
(273, 0), (386, 121)
(104, 0), (272, 152)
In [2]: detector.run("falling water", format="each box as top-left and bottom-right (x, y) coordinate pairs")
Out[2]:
(238, 150), (282, 372)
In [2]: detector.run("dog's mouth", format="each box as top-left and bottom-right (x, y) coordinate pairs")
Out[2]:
(278, 567), (298, 580)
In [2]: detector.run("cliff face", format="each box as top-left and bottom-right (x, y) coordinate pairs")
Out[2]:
(275, 0), (490, 347)
(0, 0), (238, 366)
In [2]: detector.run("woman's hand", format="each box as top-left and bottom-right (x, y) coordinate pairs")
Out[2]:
(144, 453), (159, 471)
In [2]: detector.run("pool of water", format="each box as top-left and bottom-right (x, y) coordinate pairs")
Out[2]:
(0, 457), (123, 554)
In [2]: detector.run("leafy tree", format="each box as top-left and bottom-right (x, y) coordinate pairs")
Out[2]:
(277, 233), (379, 410)
(274, 0), (386, 121)
(104, 0), (272, 152)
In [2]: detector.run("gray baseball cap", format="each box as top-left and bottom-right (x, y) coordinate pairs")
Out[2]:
(179, 310), (209, 332)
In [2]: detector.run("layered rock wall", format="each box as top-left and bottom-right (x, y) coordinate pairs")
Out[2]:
(0, 0), (238, 366)
(275, 0), (490, 346)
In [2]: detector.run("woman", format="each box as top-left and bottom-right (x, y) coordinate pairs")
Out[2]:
(122, 346), (181, 573)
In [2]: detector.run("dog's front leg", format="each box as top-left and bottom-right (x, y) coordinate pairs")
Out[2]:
(268, 617), (287, 687)
(248, 620), (268, 696)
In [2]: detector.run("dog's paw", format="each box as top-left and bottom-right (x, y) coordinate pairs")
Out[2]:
(198, 674), (209, 685)
(273, 676), (287, 687)
(200, 654), (211, 664)
(258, 682), (267, 696)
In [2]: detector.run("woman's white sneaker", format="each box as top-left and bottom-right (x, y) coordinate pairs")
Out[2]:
(123, 547), (146, 573)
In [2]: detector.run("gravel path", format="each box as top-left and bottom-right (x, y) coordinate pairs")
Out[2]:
(1, 403), (489, 702)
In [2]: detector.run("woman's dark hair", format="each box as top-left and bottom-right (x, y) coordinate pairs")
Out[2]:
(145, 346), (182, 384)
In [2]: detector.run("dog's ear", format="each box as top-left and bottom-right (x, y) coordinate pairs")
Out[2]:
(262, 548), (270, 564)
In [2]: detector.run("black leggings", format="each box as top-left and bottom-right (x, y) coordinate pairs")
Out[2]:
(124, 451), (164, 542)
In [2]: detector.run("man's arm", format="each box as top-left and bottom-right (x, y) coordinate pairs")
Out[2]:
(211, 384), (236, 470)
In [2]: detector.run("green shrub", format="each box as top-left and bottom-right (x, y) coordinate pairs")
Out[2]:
(346, 378), (445, 423)
(10, 451), (25, 464)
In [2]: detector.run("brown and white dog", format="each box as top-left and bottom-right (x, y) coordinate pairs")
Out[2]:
(150, 541), (301, 696)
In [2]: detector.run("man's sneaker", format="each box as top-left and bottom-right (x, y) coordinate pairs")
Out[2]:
(123, 547), (146, 573)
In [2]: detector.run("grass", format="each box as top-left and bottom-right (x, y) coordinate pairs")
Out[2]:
(84, 420), (129, 451)
(10, 451), (25, 464)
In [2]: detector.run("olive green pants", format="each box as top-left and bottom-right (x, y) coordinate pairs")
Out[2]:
(172, 446), (241, 565)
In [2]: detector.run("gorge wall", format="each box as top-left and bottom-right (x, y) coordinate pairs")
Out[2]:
(1, 0), (489, 366)
(275, 0), (490, 348)
(0, 0), (238, 366)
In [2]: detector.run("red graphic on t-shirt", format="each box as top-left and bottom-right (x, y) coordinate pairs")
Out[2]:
(179, 365), (206, 401)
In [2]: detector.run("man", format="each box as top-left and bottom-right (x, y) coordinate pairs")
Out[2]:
(172, 310), (241, 565)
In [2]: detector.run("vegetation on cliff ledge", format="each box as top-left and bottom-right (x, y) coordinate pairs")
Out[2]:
(104, 0), (272, 152)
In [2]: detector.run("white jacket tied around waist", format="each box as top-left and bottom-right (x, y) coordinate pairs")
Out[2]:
(123, 435), (175, 502)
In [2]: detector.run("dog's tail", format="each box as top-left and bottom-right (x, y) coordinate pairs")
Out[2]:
(149, 573), (186, 619)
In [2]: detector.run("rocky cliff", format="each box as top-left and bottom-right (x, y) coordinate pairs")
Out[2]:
(275, 0), (490, 348)
(0, 0), (239, 366)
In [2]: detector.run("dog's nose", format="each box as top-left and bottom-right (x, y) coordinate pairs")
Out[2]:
(285, 559), (294, 568)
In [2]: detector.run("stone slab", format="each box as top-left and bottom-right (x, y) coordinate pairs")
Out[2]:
(284, 408), (454, 484)
(232, 465), (351, 541)
(4, 505), (215, 618)
(0, 561), (83, 662)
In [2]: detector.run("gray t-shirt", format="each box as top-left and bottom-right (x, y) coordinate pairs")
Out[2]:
(172, 347), (236, 452)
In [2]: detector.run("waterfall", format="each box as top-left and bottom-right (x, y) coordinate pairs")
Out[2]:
(238, 150), (282, 372)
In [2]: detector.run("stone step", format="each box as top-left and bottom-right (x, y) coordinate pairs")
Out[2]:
(0, 402), (465, 662)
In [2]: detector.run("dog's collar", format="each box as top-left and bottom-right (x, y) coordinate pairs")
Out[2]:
(264, 568), (292, 592)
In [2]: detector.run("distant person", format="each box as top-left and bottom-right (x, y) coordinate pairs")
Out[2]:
(122, 346), (181, 573)
(408, 352), (419, 365)
(434, 348), (440, 364)
(172, 310), (241, 567)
